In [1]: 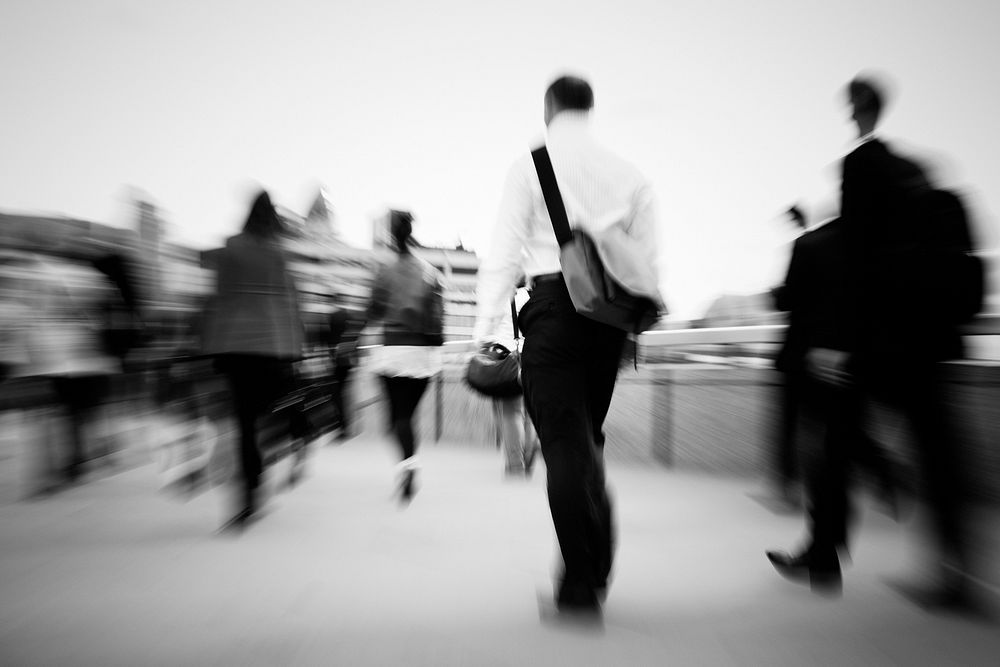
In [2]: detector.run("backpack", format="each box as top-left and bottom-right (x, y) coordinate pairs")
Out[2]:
(914, 187), (984, 324)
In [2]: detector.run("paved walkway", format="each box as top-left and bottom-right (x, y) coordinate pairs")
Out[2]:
(1, 434), (998, 666)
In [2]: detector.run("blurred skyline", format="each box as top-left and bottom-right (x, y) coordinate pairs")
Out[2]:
(2, 0), (999, 318)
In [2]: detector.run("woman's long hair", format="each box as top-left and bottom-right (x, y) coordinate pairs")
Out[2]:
(390, 209), (413, 254)
(243, 191), (283, 239)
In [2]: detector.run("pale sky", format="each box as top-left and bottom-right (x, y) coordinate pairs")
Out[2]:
(2, 0), (998, 318)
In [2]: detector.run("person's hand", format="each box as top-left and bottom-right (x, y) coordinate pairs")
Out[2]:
(475, 335), (502, 351)
(805, 347), (852, 387)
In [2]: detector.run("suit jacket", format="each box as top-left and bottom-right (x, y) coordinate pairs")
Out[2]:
(775, 219), (853, 373)
(840, 138), (963, 367)
(201, 233), (304, 359)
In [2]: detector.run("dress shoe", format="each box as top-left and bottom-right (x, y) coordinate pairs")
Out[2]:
(218, 507), (255, 533)
(767, 548), (842, 595)
(398, 469), (417, 504)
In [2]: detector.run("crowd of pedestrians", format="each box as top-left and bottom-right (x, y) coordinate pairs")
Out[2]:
(0, 71), (992, 625)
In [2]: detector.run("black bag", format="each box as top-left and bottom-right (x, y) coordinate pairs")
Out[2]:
(531, 146), (663, 334)
(889, 152), (985, 325)
(918, 188), (984, 324)
(465, 298), (522, 397)
(465, 343), (521, 398)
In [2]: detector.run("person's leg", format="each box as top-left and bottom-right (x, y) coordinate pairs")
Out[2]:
(233, 387), (262, 513)
(522, 398), (540, 475)
(899, 368), (970, 583)
(52, 377), (88, 482)
(777, 371), (802, 498)
(519, 285), (610, 610)
(583, 328), (626, 594)
(383, 375), (428, 501)
(383, 376), (420, 462)
(522, 358), (593, 605)
(331, 361), (351, 437)
(218, 356), (279, 522)
(768, 377), (849, 593)
(498, 397), (526, 475)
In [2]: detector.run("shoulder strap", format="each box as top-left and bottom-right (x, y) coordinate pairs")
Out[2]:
(531, 146), (572, 246)
(510, 295), (519, 342)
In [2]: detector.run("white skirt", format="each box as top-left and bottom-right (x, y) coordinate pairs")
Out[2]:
(367, 345), (442, 379)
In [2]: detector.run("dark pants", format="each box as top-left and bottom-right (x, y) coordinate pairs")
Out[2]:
(381, 375), (429, 461)
(806, 360), (964, 568)
(52, 375), (111, 480)
(865, 362), (968, 568)
(776, 370), (803, 492)
(216, 355), (293, 513)
(802, 377), (857, 556)
(517, 280), (626, 599)
(331, 357), (354, 434)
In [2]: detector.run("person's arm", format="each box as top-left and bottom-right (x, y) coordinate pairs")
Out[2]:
(626, 181), (661, 285)
(776, 238), (804, 313)
(474, 159), (532, 345)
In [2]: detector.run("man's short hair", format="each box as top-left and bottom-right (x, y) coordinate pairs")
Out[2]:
(848, 76), (885, 118)
(545, 76), (594, 112)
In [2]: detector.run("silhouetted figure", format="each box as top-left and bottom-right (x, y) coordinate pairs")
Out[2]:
(365, 210), (445, 503)
(91, 251), (144, 367)
(770, 205), (901, 517)
(769, 75), (983, 611)
(326, 306), (363, 441)
(201, 190), (304, 531)
(474, 76), (660, 618)
(21, 255), (125, 488)
(768, 205), (810, 507)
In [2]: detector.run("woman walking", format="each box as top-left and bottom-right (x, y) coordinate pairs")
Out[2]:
(365, 210), (444, 503)
(202, 191), (304, 530)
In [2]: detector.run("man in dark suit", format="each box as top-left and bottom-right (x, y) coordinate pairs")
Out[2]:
(769, 75), (978, 610)
(768, 202), (900, 592)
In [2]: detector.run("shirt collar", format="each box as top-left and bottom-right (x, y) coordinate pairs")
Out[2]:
(546, 110), (592, 136)
(850, 131), (878, 153)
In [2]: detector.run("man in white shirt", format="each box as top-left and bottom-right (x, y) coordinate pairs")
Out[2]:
(474, 75), (659, 616)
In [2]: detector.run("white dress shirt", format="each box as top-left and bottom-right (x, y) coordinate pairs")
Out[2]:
(473, 111), (660, 342)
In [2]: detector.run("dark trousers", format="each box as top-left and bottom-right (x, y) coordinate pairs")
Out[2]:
(776, 370), (803, 490)
(381, 375), (429, 461)
(331, 359), (354, 433)
(517, 280), (626, 595)
(216, 355), (292, 512)
(802, 377), (857, 556)
(52, 375), (111, 480)
(806, 361), (964, 567)
(866, 362), (968, 568)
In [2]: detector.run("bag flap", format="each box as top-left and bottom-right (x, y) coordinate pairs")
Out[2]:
(589, 223), (665, 308)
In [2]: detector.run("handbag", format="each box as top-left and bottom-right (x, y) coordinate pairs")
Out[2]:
(465, 297), (522, 398)
(531, 146), (663, 333)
